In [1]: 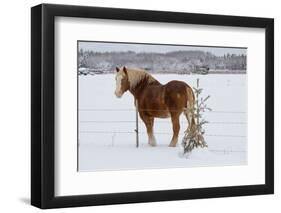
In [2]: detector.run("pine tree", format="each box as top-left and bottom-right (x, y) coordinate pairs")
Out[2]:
(182, 78), (211, 154)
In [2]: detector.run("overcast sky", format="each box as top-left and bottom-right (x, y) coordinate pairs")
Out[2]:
(79, 41), (247, 56)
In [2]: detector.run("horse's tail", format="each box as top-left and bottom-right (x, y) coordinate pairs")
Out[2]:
(184, 86), (196, 133)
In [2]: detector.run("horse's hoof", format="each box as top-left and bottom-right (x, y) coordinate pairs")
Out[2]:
(149, 141), (157, 146)
(169, 143), (177, 147)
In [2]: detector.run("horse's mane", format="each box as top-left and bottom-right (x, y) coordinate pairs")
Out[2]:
(126, 68), (160, 90)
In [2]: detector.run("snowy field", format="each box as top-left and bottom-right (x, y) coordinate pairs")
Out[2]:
(78, 74), (247, 171)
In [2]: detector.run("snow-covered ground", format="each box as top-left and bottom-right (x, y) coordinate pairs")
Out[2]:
(78, 74), (247, 171)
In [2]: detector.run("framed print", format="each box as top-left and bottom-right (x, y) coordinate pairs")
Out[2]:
(31, 4), (274, 209)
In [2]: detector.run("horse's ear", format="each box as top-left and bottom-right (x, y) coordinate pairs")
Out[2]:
(116, 67), (120, 72)
(123, 66), (127, 75)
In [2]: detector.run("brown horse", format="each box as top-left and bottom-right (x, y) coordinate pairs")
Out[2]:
(114, 66), (196, 147)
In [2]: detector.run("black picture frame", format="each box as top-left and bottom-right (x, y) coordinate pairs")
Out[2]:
(31, 3), (274, 209)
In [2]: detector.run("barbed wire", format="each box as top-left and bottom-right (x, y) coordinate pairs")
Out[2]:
(79, 108), (246, 114)
(79, 130), (246, 138)
(78, 108), (247, 153)
(80, 120), (246, 125)
(208, 149), (246, 153)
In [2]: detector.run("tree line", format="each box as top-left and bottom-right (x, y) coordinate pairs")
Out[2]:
(78, 49), (247, 74)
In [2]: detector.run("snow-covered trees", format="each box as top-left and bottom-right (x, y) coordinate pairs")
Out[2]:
(78, 50), (247, 75)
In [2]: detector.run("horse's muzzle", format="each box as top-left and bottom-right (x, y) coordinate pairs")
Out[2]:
(115, 91), (122, 98)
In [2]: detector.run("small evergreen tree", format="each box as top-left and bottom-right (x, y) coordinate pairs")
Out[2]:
(182, 78), (211, 154)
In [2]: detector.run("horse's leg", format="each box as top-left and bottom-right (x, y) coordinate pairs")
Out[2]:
(184, 108), (195, 133)
(184, 87), (196, 133)
(147, 117), (156, 146)
(139, 112), (156, 146)
(169, 112), (180, 147)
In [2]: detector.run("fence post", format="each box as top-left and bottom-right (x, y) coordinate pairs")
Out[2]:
(196, 78), (200, 126)
(135, 99), (139, 148)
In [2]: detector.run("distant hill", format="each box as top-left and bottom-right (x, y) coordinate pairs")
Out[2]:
(78, 50), (247, 74)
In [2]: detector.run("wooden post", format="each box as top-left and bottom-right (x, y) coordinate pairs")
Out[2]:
(196, 79), (199, 126)
(196, 79), (200, 144)
(135, 99), (139, 148)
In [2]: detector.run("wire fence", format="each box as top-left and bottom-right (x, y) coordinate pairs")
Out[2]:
(80, 120), (247, 125)
(79, 130), (246, 138)
(79, 108), (246, 114)
(79, 108), (247, 153)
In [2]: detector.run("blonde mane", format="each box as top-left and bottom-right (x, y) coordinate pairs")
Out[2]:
(126, 67), (158, 90)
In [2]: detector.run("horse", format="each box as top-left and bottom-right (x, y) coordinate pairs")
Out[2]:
(114, 66), (197, 147)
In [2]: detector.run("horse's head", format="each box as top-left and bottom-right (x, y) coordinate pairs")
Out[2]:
(114, 66), (129, 98)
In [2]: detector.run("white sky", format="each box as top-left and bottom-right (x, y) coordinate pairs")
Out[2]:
(78, 41), (247, 56)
